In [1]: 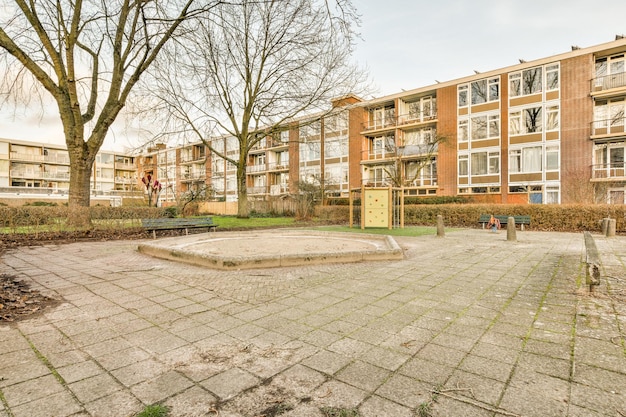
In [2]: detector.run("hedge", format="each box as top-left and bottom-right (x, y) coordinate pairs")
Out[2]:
(0, 206), (169, 232)
(316, 204), (626, 233)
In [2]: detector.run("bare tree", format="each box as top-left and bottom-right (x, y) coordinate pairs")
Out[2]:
(0, 0), (219, 225)
(379, 134), (448, 188)
(142, 0), (367, 218)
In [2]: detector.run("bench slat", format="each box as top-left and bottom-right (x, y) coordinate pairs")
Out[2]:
(141, 217), (217, 238)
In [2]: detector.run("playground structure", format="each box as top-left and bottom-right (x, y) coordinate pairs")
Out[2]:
(349, 185), (405, 230)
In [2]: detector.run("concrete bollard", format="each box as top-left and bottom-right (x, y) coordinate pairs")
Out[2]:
(601, 218), (609, 236)
(507, 216), (517, 242)
(606, 218), (616, 237)
(436, 214), (445, 237)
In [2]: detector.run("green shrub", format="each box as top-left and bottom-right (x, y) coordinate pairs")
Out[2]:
(24, 201), (58, 206)
(163, 206), (178, 218)
(316, 203), (625, 232)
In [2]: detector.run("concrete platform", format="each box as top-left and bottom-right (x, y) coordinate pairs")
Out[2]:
(137, 230), (404, 270)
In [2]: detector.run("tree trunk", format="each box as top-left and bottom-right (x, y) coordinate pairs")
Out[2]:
(67, 146), (95, 227)
(236, 165), (249, 218)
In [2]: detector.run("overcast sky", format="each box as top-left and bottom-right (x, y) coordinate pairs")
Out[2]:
(2, 0), (626, 151)
(354, 0), (626, 96)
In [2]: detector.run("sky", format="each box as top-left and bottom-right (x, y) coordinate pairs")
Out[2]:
(2, 0), (626, 151)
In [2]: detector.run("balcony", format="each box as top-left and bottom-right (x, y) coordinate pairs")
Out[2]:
(268, 162), (289, 171)
(42, 172), (70, 180)
(591, 118), (625, 138)
(114, 177), (137, 184)
(591, 72), (626, 95)
(10, 152), (45, 162)
(397, 112), (438, 127)
(11, 170), (43, 179)
(362, 116), (397, 133)
(247, 186), (266, 195)
(270, 184), (289, 195)
(246, 164), (266, 174)
(180, 172), (206, 181)
(114, 162), (135, 170)
(44, 154), (70, 164)
(591, 163), (626, 180)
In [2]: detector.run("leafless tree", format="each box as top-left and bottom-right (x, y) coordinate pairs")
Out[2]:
(380, 134), (448, 188)
(0, 0), (220, 225)
(142, 0), (367, 217)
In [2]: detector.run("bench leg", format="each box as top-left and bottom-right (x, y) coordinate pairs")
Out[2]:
(185, 228), (189, 235)
(521, 224), (524, 231)
(152, 230), (156, 239)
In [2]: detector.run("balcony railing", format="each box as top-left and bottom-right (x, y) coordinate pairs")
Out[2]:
(10, 152), (45, 162)
(114, 162), (135, 170)
(270, 184), (289, 195)
(363, 116), (397, 131)
(247, 186), (266, 195)
(368, 151), (397, 160)
(591, 118), (625, 136)
(181, 172), (206, 181)
(114, 177), (137, 184)
(592, 72), (626, 92)
(45, 155), (70, 164)
(398, 112), (437, 126)
(42, 172), (70, 180)
(11, 170), (42, 178)
(592, 163), (626, 179)
(268, 162), (289, 171)
(246, 164), (266, 173)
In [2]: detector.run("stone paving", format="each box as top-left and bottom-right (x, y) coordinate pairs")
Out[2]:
(0, 229), (625, 417)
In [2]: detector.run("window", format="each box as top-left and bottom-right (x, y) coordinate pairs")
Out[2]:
(596, 54), (625, 78)
(404, 128), (434, 147)
(458, 85), (468, 107)
(372, 135), (395, 157)
(489, 77), (500, 101)
(369, 106), (395, 128)
(471, 116), (487, 140)
(470, 151), (499, 175)
(458, 154), (468, 176)
(610, 147), (624, 167)
(509, 66), (543, 97)
(546, 64), (559, 91)
(300, 141), (321, 162)
(470, 78), (499, 105)
(546, 105), (559, 131)
(407, 96), (437, 120)
(471, 80), (487, 105)
(470, 114), (500, 140)
(458, 119), (468, 142)
(546, 186), (560, 204)
(510, 106), (542, 135)
(509, 146), (542, 173)
(523, 67), (542, 95)
(324, 139), (347, 158)
(546, 146), (559, 171)
(595, 99), (625, 130)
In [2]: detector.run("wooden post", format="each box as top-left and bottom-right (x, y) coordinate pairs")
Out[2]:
(361, 183), (365, 230)
(400, 187), (405, 229)
(349, 188), (353, 228)
(388, 184), (392, 230)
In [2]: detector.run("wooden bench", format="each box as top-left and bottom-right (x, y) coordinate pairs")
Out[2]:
(583, 231), (601, 292)
(141, 217), (217, 239)
(479, 215), (531, 230)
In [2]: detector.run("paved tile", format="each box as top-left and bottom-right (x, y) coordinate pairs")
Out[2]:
(0, 230), (624, 416)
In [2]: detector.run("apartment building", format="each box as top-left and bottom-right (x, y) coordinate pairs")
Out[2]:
(3, 38), (625, 207)
(359, 37), (626, 205)
(139, 37), (626, 206)
(0, 138), (138, 205)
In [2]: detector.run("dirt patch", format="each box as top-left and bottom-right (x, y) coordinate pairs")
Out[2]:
(0, 274), (60, 322)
